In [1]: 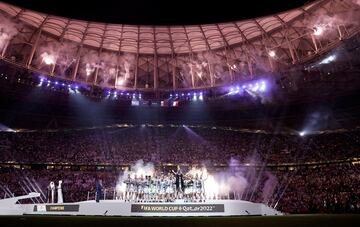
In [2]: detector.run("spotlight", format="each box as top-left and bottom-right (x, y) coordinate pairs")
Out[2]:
(252, 83), (259, 92)
(268, 50), (276, 58)
(259, 81), (266, 92)
(299, 131), (306, 137)
(55, 81), (58, 85)
(75, 86), (79, 90)
(170, 94), (173, 97)
(62, 83), (65, 86)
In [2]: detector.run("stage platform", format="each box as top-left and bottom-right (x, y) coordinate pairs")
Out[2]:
(0, 193), (282, 216)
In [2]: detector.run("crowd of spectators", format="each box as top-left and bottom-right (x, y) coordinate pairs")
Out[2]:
(0, 126), (358, 165)
(0, 127), (359, 213)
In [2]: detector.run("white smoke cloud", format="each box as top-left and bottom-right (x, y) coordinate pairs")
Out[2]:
(0, 14), (20, 52)
(186, 159), (248, 199)
(36, 41), (77, 76)
(261, 171), (278, 204)
(352, 0), (360, 6)
(115, 159), (155, 196)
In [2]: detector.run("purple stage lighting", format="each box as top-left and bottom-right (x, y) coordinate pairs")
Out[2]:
(252, 83), (259, 92)
(199, 93), (203, 101)
(259, 81), (266, 92)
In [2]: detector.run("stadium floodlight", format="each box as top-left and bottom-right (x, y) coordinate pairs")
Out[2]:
(259, 81), (266, 92)
(55, 81), (58, 85)
(268, 50), (276, 58)
(299, 131), (306, 137)
(252, 83), (259, 92)
(319, 55), (336, 65)
(199, 92), (203, 101)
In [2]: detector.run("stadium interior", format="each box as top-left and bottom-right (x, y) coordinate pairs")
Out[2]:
(0, 0), (359, 226)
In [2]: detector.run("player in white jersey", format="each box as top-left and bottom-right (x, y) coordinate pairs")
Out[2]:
(137, 175), (145, 201)
(143, 175), (151, 201)
(159, 176), (166, 201)
(124, 174), (132, 201)
(194, 174), (203, 201)
(183, 179), (193, 201)
(165, 174), (174, 201)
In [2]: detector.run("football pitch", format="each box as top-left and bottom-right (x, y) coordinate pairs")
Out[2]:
(0, 214), (358, 227)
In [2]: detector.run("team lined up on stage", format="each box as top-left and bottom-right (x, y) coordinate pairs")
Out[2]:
(119, 169), (207, 202)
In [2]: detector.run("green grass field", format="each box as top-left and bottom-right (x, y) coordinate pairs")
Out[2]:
(0, 214), (359, 227)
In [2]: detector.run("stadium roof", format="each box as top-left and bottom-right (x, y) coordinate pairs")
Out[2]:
(0, 0), (359, 91)
(0, 0), (324, 54)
